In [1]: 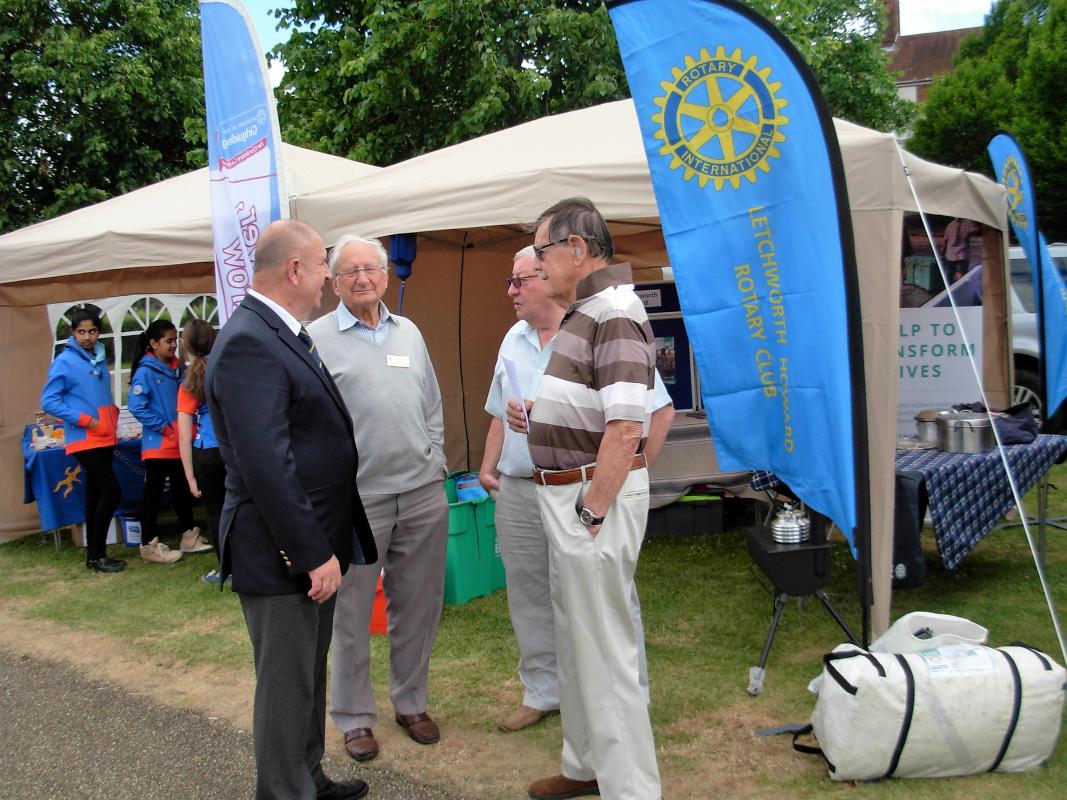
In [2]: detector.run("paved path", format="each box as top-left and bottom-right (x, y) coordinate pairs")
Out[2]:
(0, 645), (471, 800)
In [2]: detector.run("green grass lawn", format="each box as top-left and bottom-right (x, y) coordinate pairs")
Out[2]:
(2, 465), (1066, 798)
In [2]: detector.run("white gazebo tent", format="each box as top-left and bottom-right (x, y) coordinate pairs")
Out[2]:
(0, 144), (380, 538)
(291, 99), (1010, 634)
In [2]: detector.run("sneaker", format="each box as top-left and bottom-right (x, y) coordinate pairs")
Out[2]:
(140, 537), (182, 564)
(180, 527), (213, 554)
(202, 569), (221, 584)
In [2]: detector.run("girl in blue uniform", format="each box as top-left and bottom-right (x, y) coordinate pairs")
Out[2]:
(128, 319), (209, 563)
(40, 307), (125, 573)
(177, 319), (226, 580)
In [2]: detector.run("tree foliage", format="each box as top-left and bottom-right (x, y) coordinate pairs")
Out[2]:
(273, 0), (910, 167)
(908, 0), (1067, 241)
(0, 0), (206, 234)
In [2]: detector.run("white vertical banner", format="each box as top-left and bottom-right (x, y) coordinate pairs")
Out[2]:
(897, 307), (984, 434)
(200, 0), (288, 324)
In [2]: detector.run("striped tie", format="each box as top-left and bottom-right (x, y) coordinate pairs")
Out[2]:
(297, 327), (324, 371)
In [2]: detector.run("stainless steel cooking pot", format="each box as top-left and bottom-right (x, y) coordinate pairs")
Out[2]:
(914, 409), (949, 445)
(935, 411), (995, 453)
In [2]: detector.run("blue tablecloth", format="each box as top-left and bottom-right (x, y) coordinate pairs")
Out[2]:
(22, 425), (144, 532)
(751, 470), (779, 493)
(894, 434), (1067, 571)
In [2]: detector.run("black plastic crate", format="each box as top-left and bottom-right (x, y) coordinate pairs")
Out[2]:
(645, 496), (723, 538)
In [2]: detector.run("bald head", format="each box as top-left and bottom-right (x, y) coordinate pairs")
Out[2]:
(250, 219), (330, 320)
(254, 219), (320, 275)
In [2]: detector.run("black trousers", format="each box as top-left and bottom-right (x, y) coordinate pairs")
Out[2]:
(139, 458), (195, 544)
(72, 447), (121, 561)
(191, 446), (226, 559)
(240, 592), (336, 799)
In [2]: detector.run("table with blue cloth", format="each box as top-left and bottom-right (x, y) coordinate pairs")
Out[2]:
(894, 434), (1067, 584)
(22, 424), (144, 536)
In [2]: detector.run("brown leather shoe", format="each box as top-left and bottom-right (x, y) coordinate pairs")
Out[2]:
(528, 774), (599, 799)
(394, 711), (440, 744)
(498, 704), (559, 732)
(343, 727), (378, 762)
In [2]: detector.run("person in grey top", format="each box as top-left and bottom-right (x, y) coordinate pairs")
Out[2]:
(307, 233), (448, 763)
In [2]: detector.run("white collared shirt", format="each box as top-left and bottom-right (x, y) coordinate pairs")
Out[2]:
(248, 288), (302, 336)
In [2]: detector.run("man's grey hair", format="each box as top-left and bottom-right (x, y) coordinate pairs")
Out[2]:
(328, 233), (389, 275)
(513, 245), (536, 262)
(533, 197), (614, 260)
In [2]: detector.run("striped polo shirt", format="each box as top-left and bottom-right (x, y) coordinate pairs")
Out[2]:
(528, 263), (655, 470)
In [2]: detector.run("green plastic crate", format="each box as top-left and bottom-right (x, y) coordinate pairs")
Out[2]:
(444, 499), (482, 605)
(475, 498), (506, 593)
(442, 474), (505, 605)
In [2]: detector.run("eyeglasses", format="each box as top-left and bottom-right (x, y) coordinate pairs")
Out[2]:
(532, 238), (572, 262)
(532, 234), (598, 262)
(504, 274), (541, 290)
(335, 264), (385, 280)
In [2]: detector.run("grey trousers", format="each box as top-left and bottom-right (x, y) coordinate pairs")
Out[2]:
(329, 478), (448, 732)
(240, 591), (336, 800)
(496, 475), (650, 711)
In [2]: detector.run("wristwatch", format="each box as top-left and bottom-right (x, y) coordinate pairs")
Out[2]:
(578, 506), (605, 526)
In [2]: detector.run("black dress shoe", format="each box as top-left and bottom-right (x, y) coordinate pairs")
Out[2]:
(317, 779), (369, 800)
(86, 557), (126, 573)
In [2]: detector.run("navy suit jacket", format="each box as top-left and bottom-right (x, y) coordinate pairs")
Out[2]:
(206, 294), (377, 595)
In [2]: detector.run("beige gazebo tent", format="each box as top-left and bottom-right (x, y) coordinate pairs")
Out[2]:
(0, 144), (380, 538)
(291, 99), (1010, 633)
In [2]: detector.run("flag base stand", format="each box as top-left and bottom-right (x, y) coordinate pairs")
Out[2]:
(745, 525), (859, 696)
(992, 476), (1067, 563)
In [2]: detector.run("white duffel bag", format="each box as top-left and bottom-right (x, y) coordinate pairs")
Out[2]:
(801, 642), (1066, 780)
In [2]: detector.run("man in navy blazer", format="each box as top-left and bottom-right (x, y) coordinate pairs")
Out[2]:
(207, 219), (378, 800)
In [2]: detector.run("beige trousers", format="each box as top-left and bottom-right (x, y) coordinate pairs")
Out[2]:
(536, 468), (661, 800)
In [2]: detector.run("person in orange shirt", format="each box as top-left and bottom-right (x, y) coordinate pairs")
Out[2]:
(128, 319), (211, 564)
(178, 319), (227, 582)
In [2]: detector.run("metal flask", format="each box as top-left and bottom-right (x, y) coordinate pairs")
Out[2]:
(769, 502), (811, 544)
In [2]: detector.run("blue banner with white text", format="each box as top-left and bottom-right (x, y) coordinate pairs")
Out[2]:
(608, 0), (865, 550)
(988, 133), (1067, 418)
(200, 0), (287, 324)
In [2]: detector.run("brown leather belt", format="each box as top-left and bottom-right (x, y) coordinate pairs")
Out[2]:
(532, 454), (646, 486)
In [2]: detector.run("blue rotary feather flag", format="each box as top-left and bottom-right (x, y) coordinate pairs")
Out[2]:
(988, 133), (1067, 419)
(608, 0), (866, 550)
(200, 0), (288, 324)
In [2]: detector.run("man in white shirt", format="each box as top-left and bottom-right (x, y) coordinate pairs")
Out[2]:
(479, 245), (674, 732)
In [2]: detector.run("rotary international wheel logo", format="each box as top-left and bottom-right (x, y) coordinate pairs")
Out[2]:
(1002, 155), (1028, 231)
(652, 46), (789, 190)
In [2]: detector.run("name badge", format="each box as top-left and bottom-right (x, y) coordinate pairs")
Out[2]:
(387, 354), (411, 368)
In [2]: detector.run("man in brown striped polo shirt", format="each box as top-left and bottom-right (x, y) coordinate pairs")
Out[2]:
(508, 198), (661, 800)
